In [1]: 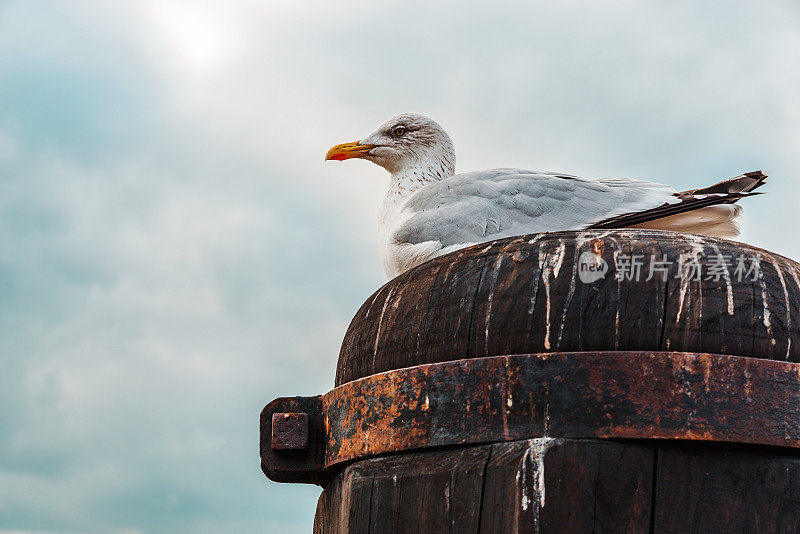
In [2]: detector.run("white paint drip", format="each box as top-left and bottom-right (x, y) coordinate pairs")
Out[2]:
(542, 241), (566, 350)
(676, 261), (690, 322)
(757, 256), (772, 331)
(527, 234), (545, 245)
(520, 447), (531, 511)
(373, 286), (397, 358)
(551, 242), (567, 280)
(543, 280), (552, 350)
(529, 438), (559, 511)
(773, 256), (791, 357)
(363, 293), (379, 320)
(534, 445), (548, 510)
(676, 237), (706, 322)
(573, 230), (615, 247)
(710, 244), (735, 315)
(519, 427), (560, 519)
(529, 240), (548, 314)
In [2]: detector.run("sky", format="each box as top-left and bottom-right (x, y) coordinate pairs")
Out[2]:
(0, 1), (798, 532)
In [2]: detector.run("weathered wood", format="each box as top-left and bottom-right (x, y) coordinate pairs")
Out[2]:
(312, 455), (380, 534)
(315, 439), (800, 533)
(337, 230), (800, 385)
(313, 447), (490, 534)
(536, 440), (653, 533)
(315, 439), (654, 533)
(478, 440), (654, 533)
(653, 443), (800, 533)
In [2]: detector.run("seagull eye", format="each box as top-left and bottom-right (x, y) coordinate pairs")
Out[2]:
(392, 126), (407, 137)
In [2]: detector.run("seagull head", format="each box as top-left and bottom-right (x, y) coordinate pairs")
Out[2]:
(325, 113), (455, 179)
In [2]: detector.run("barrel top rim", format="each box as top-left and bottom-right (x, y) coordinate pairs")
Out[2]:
(337, 229), (800, 385)
(397, 229), (798, 281)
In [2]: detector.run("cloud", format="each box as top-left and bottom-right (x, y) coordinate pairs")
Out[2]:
(1, 0), (799, 532)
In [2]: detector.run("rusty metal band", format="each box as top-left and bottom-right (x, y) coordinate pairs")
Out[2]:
(260, 351), (800, 484)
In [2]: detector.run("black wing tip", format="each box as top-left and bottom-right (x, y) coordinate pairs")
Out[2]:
(680, 170), (770, 197)
(743, 170), (769, 190)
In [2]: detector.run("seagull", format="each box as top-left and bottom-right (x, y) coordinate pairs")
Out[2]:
(326, 113), (767, 279)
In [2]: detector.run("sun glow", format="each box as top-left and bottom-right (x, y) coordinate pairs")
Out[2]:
(146, 1), (243, 70)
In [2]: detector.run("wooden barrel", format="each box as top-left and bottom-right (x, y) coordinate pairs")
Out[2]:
(259, 230), (800, 533)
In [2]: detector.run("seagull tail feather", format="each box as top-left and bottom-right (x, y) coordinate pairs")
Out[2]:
(588, 171), (768, 238)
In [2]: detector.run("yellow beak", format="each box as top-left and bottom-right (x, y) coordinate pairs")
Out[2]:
(325, 141), (376, 161)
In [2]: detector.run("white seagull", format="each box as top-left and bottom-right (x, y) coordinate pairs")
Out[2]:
(326, 113), (767, 279)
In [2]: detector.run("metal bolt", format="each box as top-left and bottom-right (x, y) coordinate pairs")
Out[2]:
(271, 412), (309, 450)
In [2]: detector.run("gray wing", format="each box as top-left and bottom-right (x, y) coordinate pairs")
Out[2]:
(393, 169), (677, 248)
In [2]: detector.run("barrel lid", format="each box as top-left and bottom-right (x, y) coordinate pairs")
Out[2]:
(337, 230), (800, 386)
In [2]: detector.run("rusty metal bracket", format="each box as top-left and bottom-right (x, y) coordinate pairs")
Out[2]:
(260, 395), (327, 485)
(261, 352), (800, 485)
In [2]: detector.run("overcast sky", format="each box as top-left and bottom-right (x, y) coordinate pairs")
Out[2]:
(1, 1), (799, 532)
